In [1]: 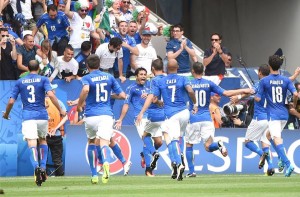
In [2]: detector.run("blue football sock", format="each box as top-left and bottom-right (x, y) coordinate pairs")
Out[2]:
(111, 143), (126, 164)
(143, 146), (152, 167)
(143, 136), (156, 154)
(179, 137), (185, 154)
(208, 142), (219, 152)
(171, 140), (182, 165)
(186, 146), (194, 174)
(96, 146), (103, 165)
(87, 145), (97, 176)
(245, 141), (263, 156)
(262, 147), (273, 169)
(39, 144), (48, 170)
(269, 139), (281, 160)
(101, 145), (111, 164)
(29, 147), (39, 169)
(167, 143), (175, 163)
(276, 144), (290, 167)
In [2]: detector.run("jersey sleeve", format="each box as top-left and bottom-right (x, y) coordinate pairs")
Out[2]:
(124, 85), (133, 104)
(44, 77), (52, 93)
(256, 79), (264, 99)
(166, 40), (174, 52)
(81, 75), (90, 86)
(111, 77), (123, 95)
(183, 76), (191, 87)
(36, 14), (45, 28)
(11, 80), (21, 100)
(186, 39), (193, 49)
(211, 81), (225, 95)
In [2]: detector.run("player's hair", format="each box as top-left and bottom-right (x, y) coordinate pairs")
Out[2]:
(258, 64), (270, 76)
(268, 55), (282, 71)
(192, 62), (204, 74)
(47, 4), (57, 13)
(0, 28), (8, 33)
(81, 41), (91, 52)
(135, 67), (147, 76)
(151, 59), (163, 71)
(28, 60), (40, 71)
(172, 23), (184, 32)
(118, 20), (127, 27)
(86, 54), (100, 69)
(129, 20), (137, 25)
(64, 44), (74, 52)
(109, 37), (123, 48)
(41, 39), (52, 62)
(210, 32), (222, 40)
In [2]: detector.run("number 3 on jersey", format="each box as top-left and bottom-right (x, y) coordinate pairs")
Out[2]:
(27, 85), (36, 103)
(96, 83), (108, 102)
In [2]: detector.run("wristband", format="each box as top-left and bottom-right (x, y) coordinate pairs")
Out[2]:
(237, 94), (242, 99)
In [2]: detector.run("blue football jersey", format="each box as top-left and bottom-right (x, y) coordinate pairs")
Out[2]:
(256, 74), (296, 120)
(11, 74), (52, 120)
(124, 82), (150, 117)
(36, 11), (70, 41)
(189, 78), (224, 123)
(148, 75), (166, 122)
(252, 81), (267, 120)
(81, 70), (123, 117)
(152, 74), (190, 118)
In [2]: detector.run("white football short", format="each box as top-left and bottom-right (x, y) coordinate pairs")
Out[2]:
(245, 119), (270, 145)
(22, 120), (48, 140)
(185, 121), (215, 144)
(85, 115), (114, 141)
(164, 109), (190, 140)
(268, 119), (287, 139)
(144, 120), (164, 137)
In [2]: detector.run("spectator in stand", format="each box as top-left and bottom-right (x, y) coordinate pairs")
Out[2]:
(111, 21), (138, 79)
(17, 34), (42, 77)
(95, 37), (124, 82)
(65, 0), (100, 56)
(120, 0), (133, 23)
(54, 44), (79, 82)
(33, 0), (47, 21)
(75, 41), (92, 80)
(0, 21), (23, 45)
(35, 39), (59, 82)
(166, 24), (197, 73)
(10, 0), (36, 30)
(0, 28), (17, 80)
(32, 4), (70, 56)
(130, 30), (157, 76)
(209, 93), (223, 128)
(203, 33), (230, 79)
(57, 0), (66, 12)
(225, 52), (232, 69)
(127, 20), (140, 44)
(286, 82), (300, 129)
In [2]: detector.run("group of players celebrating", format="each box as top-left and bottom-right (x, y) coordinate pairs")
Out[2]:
(2, 54), (296, 186)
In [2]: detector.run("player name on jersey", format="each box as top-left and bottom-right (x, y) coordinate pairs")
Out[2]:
(166, 79), (176, 84)
(91, 75), (108, 82)
(270, 80), (283, 85)
(21, 78), (41, 84)
(191, 83), (210, 88)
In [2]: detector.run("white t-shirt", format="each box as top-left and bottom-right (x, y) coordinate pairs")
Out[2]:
(69, 12), (95, 49)
(11, 0), (33, 20)
(95, 43), (123, 69)
(132, 44), (157, 74)
(57, 56), (79, 78)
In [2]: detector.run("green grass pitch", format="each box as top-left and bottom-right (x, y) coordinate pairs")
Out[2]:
(1, 174), (300, 197)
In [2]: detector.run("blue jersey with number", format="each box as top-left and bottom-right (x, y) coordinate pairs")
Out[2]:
(81, 70), (123, 117)
(11, 74), (52, 120)
(189, 78), (224, 123)
(124, 82), (150, 117)
(36, 11), (70, 41)
(152, 74), (190, 118)
(148, 75), (166, 122)
(252, 81), (267, 120)
(256, 74), (296, 120)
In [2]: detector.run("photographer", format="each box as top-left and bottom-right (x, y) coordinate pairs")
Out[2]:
(221, 102), (248, 128)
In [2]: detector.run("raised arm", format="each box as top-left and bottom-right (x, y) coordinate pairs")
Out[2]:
(65, 0), (74, 19)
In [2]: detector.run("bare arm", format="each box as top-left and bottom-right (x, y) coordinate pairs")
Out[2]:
(10, 38), (17, 60)
(289, 67), (300, 81)
(65, 0), (74, 19)
(114, 103), (129, 130)
(47, 91), (66, 116)
(17, 54), (29, 72)
(77, 85), (89, 112)
(3, 98), (15, 119)
(91, 31), (100, 40)
(122, 42), (139, 56)
(111, 92), (126, 100)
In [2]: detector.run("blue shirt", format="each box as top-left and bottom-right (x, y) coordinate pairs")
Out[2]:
(124, 82), (150, 117)
(152, 74), (190, 118)
(189, 78), (224, 123)
(75, 52), (89, 77)
(252, 81), (267, 120)
(112, 32), (136, 73)
(36, 11), (70, 41)
(148, 75), (166, 122)
(256, 74), (296, 121)
(166, 38), (193, 73)
(81, 70), (123, 117)
(11, 74), (52, 120)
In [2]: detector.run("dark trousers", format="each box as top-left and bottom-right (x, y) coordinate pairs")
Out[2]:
(52, 37), (69, 56)
(46, 135), (64, 176)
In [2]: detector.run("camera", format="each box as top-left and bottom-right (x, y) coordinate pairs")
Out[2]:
(223, 103), (246, 116)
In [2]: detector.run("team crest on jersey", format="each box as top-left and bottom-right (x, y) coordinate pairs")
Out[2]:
(57, 19), (61, 24)
(85, 130), (131, 175)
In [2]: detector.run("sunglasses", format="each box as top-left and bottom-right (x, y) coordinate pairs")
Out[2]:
(122, 1), (131, 4)
(80, 9), (88, 13)
(172, 30), (181, 33)
(2, 35), (9, 37)
(228, 59), (232, 61)
(211, 39), (219, 41)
